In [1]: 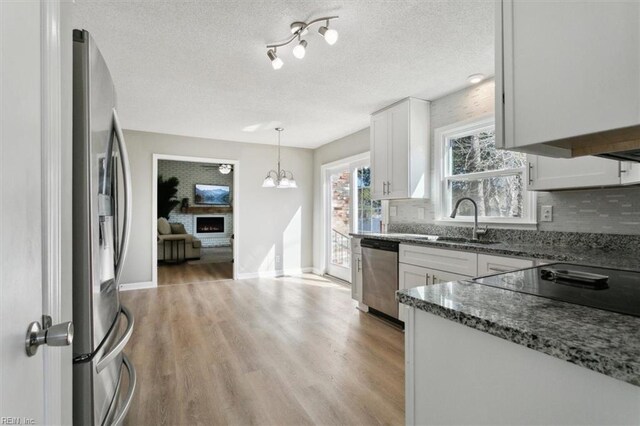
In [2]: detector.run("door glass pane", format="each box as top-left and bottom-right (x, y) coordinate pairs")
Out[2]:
(330, 170), (351, 268)
(357, 166), (382, 233)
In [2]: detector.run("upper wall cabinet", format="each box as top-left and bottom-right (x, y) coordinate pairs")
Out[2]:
(527, 155), (640, 191)
(495, 0), (640, 157)
(371, 98), (430, 200)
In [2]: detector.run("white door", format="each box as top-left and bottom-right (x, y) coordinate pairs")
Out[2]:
(1, 2), (66, 423)
(325, 156), (382, 282)
(527, 154), (620, 191)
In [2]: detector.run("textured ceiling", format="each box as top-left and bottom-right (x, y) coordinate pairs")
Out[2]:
(73, 0), (494, 148)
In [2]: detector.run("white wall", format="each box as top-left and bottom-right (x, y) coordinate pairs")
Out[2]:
(312, 128), (370, 272)
(121, 130), (314, 284)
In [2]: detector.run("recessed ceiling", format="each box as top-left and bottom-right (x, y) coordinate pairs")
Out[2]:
(72, 0), (494, 149)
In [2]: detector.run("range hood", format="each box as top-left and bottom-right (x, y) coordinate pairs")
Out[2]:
(540, 124), (640, 162)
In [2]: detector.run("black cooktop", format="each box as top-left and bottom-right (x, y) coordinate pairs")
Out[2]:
(473, 263), (640, 318)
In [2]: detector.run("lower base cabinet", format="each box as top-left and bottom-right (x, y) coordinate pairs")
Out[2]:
(404, 308), (640, 425)
(398, 263), (470, 322)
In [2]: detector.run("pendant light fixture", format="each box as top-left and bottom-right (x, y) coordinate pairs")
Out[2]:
(266, 15), (339, 70)
(262, 128), (297, 189)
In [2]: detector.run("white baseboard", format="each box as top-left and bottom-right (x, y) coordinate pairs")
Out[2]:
(311, 267), (325, 276)
(237, 267), (314, 280)
(119, 281), (155, 291)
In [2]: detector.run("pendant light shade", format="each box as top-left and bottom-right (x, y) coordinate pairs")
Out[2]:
(262, 128), (297, 189)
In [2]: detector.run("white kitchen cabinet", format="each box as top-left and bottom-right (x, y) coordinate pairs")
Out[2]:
(350, 238), (367, 311)
(496, 0), (640, 156)
(477, 254), (534, 277)
(399, 244), (477, 277)
(527, 154), (622, 191)
(370, 97), (430, 200)
(398, 263), (470, 322)
(621, 162), (640, 186)
(351, 253), (363, 301)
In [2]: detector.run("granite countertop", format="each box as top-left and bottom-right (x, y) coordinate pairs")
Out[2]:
(397, 281), (640, 387)
(351, 231), (640, 271)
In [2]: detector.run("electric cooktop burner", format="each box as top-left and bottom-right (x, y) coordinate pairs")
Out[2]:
(473, 263), (640, 318)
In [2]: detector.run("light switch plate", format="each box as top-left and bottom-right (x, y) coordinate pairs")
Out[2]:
(541, 205), (553, 222)
(390, 206), (397, 217)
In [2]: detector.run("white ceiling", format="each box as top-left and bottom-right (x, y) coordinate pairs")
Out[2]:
(73, 0), (494, 149)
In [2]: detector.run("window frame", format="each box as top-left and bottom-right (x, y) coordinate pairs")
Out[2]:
(433, 115), (537, 226)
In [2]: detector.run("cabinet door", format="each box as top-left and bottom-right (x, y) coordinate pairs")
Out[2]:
(371, 111), (389, 199)
(429, 269), (470, 285)
(399, 244), (478, 277)
(498, 1), (640, 150)
(399, 263), (431, 322)
(527, 154), (620, 191)
(388, 101), (409, 199)
(621, 162), (640, 186)
(351, 253), (363, 302)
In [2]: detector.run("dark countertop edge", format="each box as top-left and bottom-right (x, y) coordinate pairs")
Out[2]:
(396, 289), (640, 387)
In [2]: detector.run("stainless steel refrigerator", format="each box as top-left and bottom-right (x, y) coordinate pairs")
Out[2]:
(72, 29), (136, 426)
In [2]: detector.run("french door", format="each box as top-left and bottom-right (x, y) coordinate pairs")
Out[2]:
(325, 155), (382, 282)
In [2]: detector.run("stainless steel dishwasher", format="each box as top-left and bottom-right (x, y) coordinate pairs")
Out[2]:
(361, 239), (399, 319)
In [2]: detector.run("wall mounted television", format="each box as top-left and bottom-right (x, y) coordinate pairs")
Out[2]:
(194, 184), (230, 205)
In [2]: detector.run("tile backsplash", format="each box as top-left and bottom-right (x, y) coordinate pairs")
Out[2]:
(389, 186), (640, 235)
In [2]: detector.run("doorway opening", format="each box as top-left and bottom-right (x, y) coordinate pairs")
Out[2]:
(323, 153), (382, 282)
(152, 154), (239, 286)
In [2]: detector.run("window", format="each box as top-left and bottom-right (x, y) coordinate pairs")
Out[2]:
(435, 116), (535, 224)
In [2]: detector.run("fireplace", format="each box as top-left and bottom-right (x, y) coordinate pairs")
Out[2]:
(196, 216), (224, 234)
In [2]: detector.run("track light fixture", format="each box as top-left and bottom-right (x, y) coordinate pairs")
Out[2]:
(266, 15), (339, 69)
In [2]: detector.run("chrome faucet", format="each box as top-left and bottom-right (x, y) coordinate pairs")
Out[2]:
(449, 197), (488, 241)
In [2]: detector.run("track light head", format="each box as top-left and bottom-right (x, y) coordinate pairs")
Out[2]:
(267, 49), (283, 70)
(292, 39), (308, 59)
(318, 25), (338, 45)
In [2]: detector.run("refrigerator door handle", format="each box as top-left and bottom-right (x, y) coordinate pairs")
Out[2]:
(96, 305), (134, 373)
(112, 108), (132, 285)
(110, 353), (137, 426)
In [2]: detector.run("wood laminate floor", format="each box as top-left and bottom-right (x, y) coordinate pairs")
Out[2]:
(121, 274), (404, 425)
(157, 261), (234, 286)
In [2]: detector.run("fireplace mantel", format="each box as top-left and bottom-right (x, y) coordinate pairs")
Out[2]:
(183, 206), (232, 214)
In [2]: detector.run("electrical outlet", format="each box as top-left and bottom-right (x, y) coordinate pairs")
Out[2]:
(275, 255), (281, 264)
(417, 207), (425, 220)
(390, 206), (397, 217)
(541, 205), (553, 222)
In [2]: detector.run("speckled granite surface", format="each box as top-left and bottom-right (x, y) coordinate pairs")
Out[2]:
(351, 231), (640, 271)
(397, 281), (640, 387)
(388, 223), (640, 252)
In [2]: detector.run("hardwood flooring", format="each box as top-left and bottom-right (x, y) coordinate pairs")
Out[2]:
(121, 274), (404, 425)
(157, 261), (233, 286)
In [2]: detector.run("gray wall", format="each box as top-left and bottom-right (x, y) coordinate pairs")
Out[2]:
(387, 79), (640, 235)
(312, 128), (370, 270)
(122, 130), (314, 284)
(158, 160), (233, 247)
